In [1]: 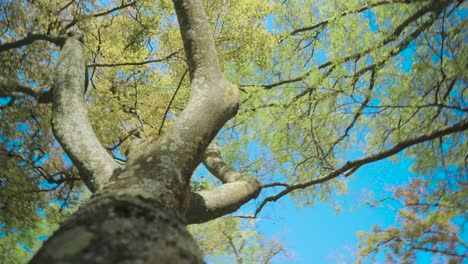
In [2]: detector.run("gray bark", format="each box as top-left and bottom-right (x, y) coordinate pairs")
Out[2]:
(51, 32), (120, 192)
(186, 143), (261, 224)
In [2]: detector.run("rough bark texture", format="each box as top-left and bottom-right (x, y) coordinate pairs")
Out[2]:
(203, 143), (243, 183)
(31, 189), (203, 264)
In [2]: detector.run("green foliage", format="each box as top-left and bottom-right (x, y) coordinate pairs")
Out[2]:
(357, 173), (467, 263)
(0, 204), (79, 264)
(189, 217), (286, 263)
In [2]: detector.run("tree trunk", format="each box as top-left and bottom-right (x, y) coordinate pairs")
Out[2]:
(31, 185), (204, 264)
(29, 0), (260, 262)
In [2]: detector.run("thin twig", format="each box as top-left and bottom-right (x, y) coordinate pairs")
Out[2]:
(158, 69), (188, 135)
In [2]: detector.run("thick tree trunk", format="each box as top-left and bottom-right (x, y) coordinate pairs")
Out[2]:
(30, 1), (260, 263)
(31, 185), (203, 264)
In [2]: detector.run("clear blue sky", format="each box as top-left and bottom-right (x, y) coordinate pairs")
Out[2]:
(255, 157), (431, 263)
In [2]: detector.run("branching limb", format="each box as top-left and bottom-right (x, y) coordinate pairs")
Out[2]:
(51, 32), (120, 192)
(186, 143), (261, 224)
(123, 0), (239, 181)
(242, 0), (454, 90)
(186, 179), (261, 224)
(114, 0), (240, 210)
(222, 230), (245, 264)
(87, 51), (180, 68)
(262, 242), (284, 264)
(202, 143), (243, 183)
(0, 2), (136, 53)
(0, 33), (66, 53)
(290, 0), (426, 35)
(254, 118), (468, 216)
(325, 70), (376, 157)
(158, 68), (188, 135)
(64, 1), (137, 30)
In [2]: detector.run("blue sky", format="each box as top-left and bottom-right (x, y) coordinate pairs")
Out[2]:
(256, 157), (425, 263)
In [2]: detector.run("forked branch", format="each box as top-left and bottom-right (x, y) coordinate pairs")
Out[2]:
(114, 0), (240, 210)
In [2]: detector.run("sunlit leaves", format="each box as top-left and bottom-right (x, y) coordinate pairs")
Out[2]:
(189, 217), (287, 263)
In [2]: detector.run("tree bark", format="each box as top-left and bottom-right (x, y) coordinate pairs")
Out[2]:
(51, 32), (120, 192)
(31, 187), (203, 263)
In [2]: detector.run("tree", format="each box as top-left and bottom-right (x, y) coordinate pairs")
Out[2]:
(0, 0), (466, 263)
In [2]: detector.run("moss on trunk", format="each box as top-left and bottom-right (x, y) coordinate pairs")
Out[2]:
(31, 190), (204, 264)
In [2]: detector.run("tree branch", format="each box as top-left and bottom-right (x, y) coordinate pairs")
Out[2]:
(242, 0), (454, 90)
(222, 231), (244, 264)
(254, 118), (468, 216)
(186, 178), (261, 224)
(94, 1), (136, 18)
(87, 51), (179, 68)
(114, 0), (240, 210)
(64, 1), (137, 30)
(325, 70), (376, 157)
(186, 143), (261, 224)
(412, 246), (468, 257)
(290, 0), (424, 35)
(0, 33), (65, 53)
(51, 32), (120, 192)
(202, 143), (243, 183)
(158, 68), (188, 135)
(172, 0), (222, 80)
(0, 79), (52, 103)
